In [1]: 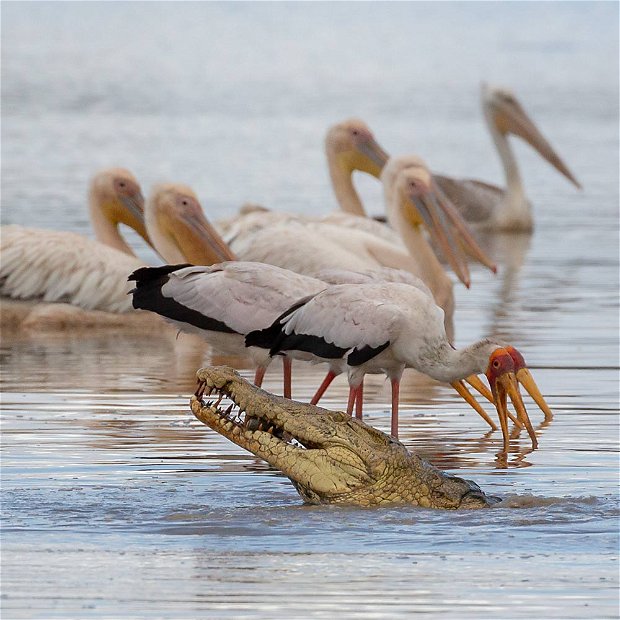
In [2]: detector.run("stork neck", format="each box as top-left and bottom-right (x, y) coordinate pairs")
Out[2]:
(89, 197), (136, 256)
(415, 340), (493, 383)
(329, 155), (366, 216)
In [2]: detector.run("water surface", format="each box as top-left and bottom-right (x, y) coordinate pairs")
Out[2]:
(1, 2), (619, 618)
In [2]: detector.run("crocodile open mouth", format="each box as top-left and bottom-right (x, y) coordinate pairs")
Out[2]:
(190, 367), (497, 509)
(193, 377), (312, 450)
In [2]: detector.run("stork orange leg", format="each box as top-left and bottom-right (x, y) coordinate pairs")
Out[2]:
(391, 377), (400, 438)
(254, 366), (266, 388)
(355, 380), (364, 420)
(347, 383), (363, 417)
(283, 357), (292, 399)
(311, 370), (337, 405)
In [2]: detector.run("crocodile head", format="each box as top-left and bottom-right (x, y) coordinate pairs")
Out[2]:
(190, 366), (499, 509)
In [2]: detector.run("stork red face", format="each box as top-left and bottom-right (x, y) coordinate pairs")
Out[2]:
(485, 348), (538, 452)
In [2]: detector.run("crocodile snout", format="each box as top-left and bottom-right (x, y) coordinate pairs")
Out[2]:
(460, 479), (501, 508)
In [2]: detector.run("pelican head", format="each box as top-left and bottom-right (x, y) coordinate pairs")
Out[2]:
(89, 168), (149, 243)
(326, 118), (390, 178)
(146, 184), (236, 265)
(481, 83), (581, 189)
(383, 156), (496, 288)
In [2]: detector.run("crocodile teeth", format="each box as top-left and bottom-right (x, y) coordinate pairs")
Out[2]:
(195, 381), (206, 399)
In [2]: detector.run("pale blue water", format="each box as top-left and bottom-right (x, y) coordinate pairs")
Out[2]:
(1, 2), (619, 619)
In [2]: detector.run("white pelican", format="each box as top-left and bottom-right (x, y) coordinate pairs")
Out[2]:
(324, 118), (389, 218)
(80, 167), (150, 254)
(225, 157), (496, 342)
(247, 281), (552, 449)
(434, 83), (581, 232)
(216, 118), (398, 246)
(0, 179), (233, 325)
(1, 169), (148, 317)
(129, 261), (327, 397)
(145, 183), (236, 266)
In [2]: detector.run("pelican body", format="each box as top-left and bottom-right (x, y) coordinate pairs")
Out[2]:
(434, 83), (581, 232)
(224, 156), (496, 343)
(0, 169), (148, 317)
(0, 174), (233, 325)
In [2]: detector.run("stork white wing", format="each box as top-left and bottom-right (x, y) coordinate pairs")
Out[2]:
(280, 282), (429, 352)
(160, 262), (326, 335)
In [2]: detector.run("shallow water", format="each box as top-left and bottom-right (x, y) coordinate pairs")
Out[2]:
(2, 2), (619, 619)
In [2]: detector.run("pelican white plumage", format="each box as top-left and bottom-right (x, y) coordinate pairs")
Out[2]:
(227, 156), (496, 342)
(1, 225), (147, 316)
(434, 83), (581, 232)
(247, 281), (552, 449)
(216, 118), (399, 246)
(1, 169), (148, 318)
(0, 178), (234, 326)
(129, 261), (327, 397)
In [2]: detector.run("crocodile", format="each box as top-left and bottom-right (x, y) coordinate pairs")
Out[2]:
(190, 366), (500, 509)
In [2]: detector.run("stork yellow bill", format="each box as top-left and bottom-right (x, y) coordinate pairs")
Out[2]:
(449, 347), (552, 450)
(485, 348), (544, 451)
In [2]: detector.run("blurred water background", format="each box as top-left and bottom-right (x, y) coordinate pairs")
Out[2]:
(1, 2), (619, 618)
